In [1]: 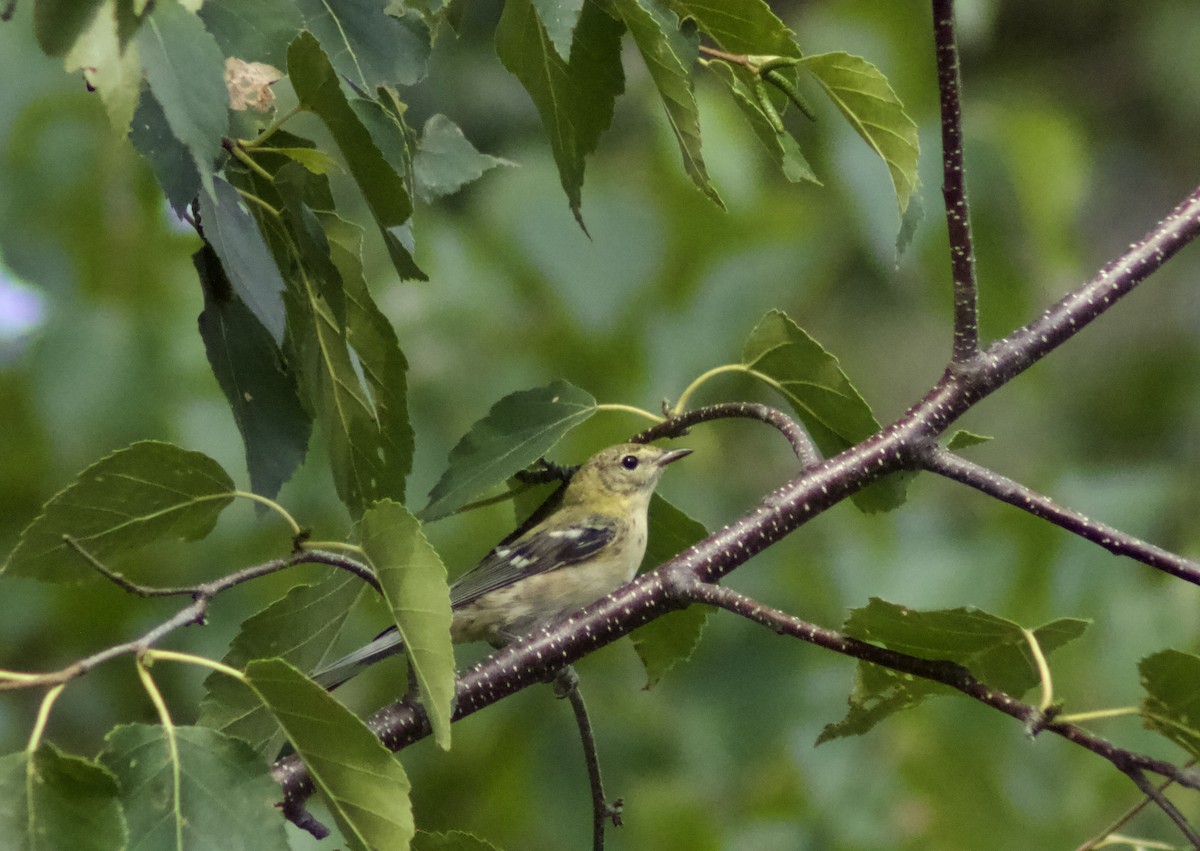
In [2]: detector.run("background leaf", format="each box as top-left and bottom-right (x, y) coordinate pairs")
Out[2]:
(421, 380), (597, 521)
(3, 442), (235, 581)
(1140, 649), (1200, 758)
(413, 114), (512, 203)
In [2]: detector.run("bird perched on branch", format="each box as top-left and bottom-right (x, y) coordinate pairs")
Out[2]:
(312, 442), (693, 690)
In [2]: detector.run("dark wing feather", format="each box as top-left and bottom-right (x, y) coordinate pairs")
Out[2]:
(449, 515), (618, 609)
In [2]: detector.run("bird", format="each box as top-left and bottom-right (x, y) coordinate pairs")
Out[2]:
(311, 442), (692, 690)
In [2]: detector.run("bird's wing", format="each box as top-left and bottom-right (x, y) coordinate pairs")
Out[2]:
(449, 514), (619, 609)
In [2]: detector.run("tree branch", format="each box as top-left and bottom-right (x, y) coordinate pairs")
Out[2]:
(932, 0), (981, 361)
(632, 402), (820, 468)
(920, 447), (1200, 586)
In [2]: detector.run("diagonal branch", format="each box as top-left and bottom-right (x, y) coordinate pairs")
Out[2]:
(932, 0), (981, 361)
(921, 447), (1200, 586)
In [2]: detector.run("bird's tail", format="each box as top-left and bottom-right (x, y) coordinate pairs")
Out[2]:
(310, 626), (406, 691)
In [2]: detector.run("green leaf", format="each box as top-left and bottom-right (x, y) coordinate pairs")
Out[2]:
(197, 176), (290, 345)
(946, 429), (992, 451)
(496, 0), (624, 226)
(195, 245), (311, 501)
(421, 380), (598, 521)
(129, 86), (201, 214)
(359, 500), (455, 749)
(99, 725), (289, 850)
(198, 571), (367, 752)
(34, 0), (106, 57)
(198, 0), (303, 66)
(0, 744), (125, 851)
(4, 441), (235, 582)
(798, 52), (921, 218)
(615, 0), (722, 205)
(1140, 649), (1200, 758)
(296, 0), (431, 90)
(413, 830), (504, 850)
(706, 61), (818, 185)
(136, 0), (228, 197)
(288, 31), (423, 280)
(531, 0), (584, 60)
(818, 599), (1089, 744)
(668, 0), (799, 56)
(244, 659), (414, 850)
(631, 494), (712, 687)
(413, 114), (512, 203)
(273, 146), (343, 175)
(63, 0), (143, 134)
(743, 310), (904, 512)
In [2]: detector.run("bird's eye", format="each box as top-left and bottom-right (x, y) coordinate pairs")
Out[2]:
(621, 454), (639, 470)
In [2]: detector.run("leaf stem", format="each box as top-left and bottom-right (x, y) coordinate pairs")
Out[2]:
(594, 403), (664, 423)
(239, 104), (302, 149)
(1021, 628), (1054, 714)
(136, 654), (185, 850)
(25, 684), (65, 753)
(233, 490), (303, 537)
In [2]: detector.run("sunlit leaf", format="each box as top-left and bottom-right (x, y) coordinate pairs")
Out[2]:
(743, 310), (904, 512)
(531, 0), (584, 60)
(496, 0), (624, 226)
(1140, 649), (1200, 758)
(34, 0), (106, 57)
(245, 659), (414, 849)
(0, 743), (125, 851)
(946, 430), (992, 451)
(421, 380), (598, 521)
(631, 494), (712, 687)
(4, 442), (235, 582)
(818, 599), (1089, 743)
(198, 571), (367, 752)
(413, 830), (503, 850)
(98, 725), (289, 850)
(359, 500), (455, 748)
(798, 52), (920, 218)
(63, 0), (142, 134)
(669, 0), (799, 56)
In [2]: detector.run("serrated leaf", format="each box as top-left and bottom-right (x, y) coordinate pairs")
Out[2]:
(359, 500), (455, 749)
(244, 659), (414, 849)
(3, 441), (235, 582)
(946, 429), (992, 451)
(413, 114), (512, 203)
(818, 599), (1089, 744)
(743, 310), (904, 512)
(706, 61), (818, 185)
(0, 744), (125, 851)
(669, 0), (799, 56)
(195, 246), (311, 501)
(631, 494), (712, 687)
(296, 0), (431, 90)
(531, 0), (584, 60)
(413, 830), (504, 850)
(421, 380), (598, 521)
(198, 0), (304, 66)
(496, 0), (624, 225)
(198, 176), (290, 344)
(288, 31), (423, 280)
(129, 86), (202, 214)
(616, 0), (722, 206)
(1140, 649), (1200, 758)
(136, 0), (228, 196)
(99, 725), (289, 850)
(798, 52), (920, 218)
(34, 0), (107, 57)
(64, 0), (142, 134)
(199, 571), (367, 751)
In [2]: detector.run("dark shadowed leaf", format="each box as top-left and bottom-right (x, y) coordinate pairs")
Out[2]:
(129, 86), (202, 214)
(421, 381), (598, 521)
(198, 0), (303, 66)
(245, 659), (414, 849)
(296, 0), (430, 90)
(33, 0), (106, 57)
(4, 442), (235, 582)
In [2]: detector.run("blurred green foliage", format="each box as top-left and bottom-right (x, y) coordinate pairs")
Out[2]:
(2, 1), (1200, 849)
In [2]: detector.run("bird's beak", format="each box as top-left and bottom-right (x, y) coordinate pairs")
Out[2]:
(657, 448), (693, 466)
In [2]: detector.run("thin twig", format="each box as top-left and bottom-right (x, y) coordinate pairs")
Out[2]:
(1122, 767), (1200, 849)
(554, 667), (622, 850)
(921, 447), (1200, 587)
(632, 402), (820, 468)
(932, 0), (981, 360)
(1075, 770), (1187, 851)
